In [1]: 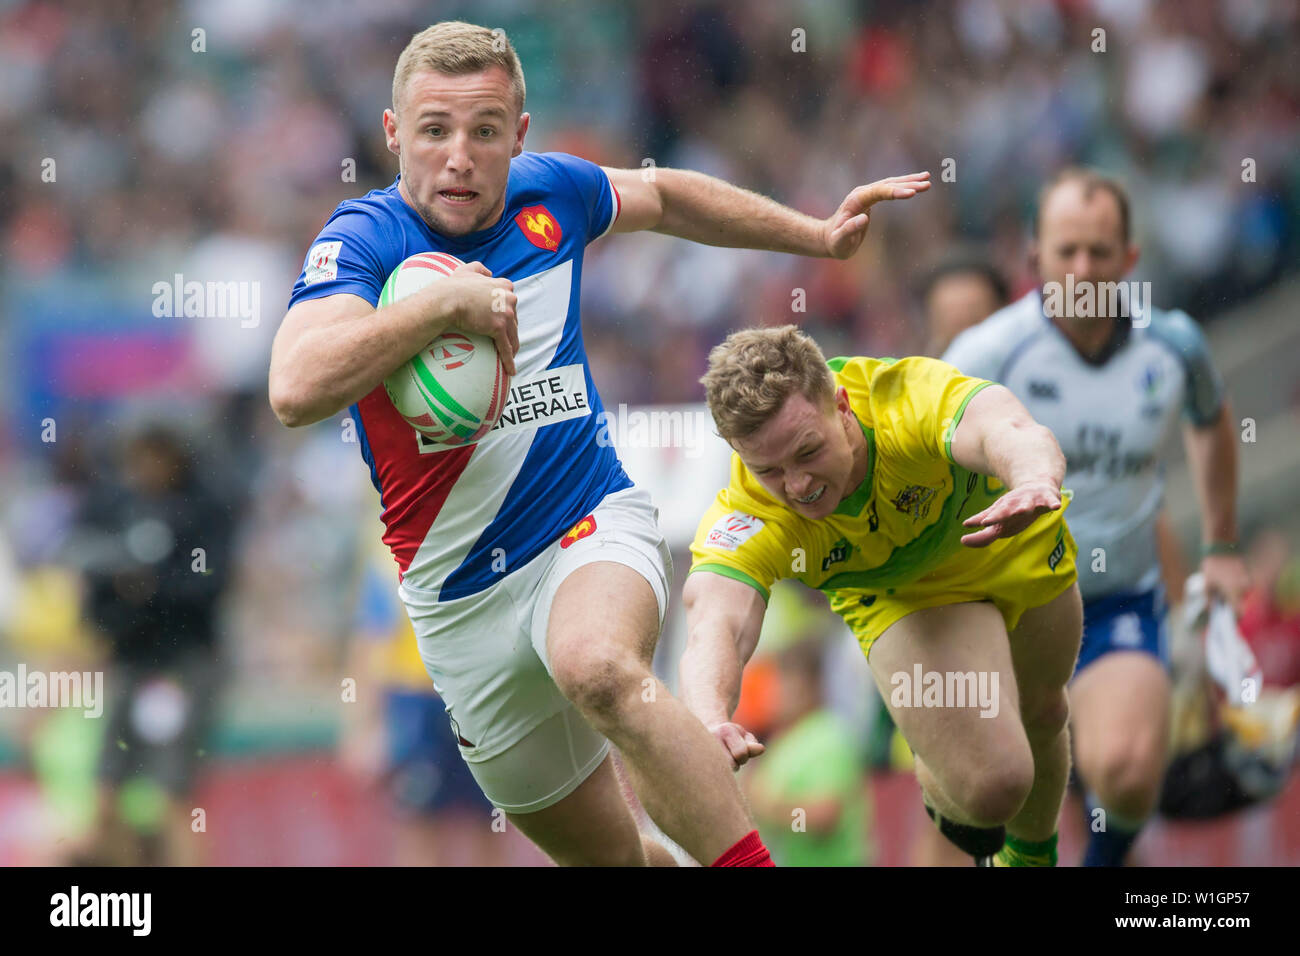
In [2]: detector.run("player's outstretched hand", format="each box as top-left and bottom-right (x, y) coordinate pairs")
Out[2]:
(960, 480), (1061, 548)
(709, 720), (765, 771)
(444, 261), (520, 377)
(823, 171), (931, 260)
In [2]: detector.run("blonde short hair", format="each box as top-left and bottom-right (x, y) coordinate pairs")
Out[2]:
(700, 326), (835, 441)
(392, 21), (526, 116)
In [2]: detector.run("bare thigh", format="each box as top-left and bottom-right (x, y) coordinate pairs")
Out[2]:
(867, 601), (1031, 810)
(501, 562), (662, 866)
(543, 561), (661, 707)
(1007, 583), (1083, 734)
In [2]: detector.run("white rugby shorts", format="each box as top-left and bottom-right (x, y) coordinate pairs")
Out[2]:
(398, 485), (672, 813)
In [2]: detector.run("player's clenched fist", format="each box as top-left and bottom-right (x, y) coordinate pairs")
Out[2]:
(440, 261), (520, 376)
(823, 171), (931, 260)
(709, 720), (765, 770)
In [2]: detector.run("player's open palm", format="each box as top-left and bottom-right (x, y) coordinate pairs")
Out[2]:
(961, 481), (1062, 548)
(824, 171), (931, 259)
(709, 720), (765, 770)
(442, 261), (520, 375)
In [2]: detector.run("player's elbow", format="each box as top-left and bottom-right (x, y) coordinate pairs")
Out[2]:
(271, 400), (307, 429)
(268, 372), (318, 428)
(1029, 421), (1064, 460)
(267, 370), (299, 426)
(1004, 420), (1063, 466)
(1005, 417), (1055, 445)
(991, 408), (1054, 446)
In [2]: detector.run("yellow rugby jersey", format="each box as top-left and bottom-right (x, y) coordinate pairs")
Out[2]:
(689, 356), (1075, 649)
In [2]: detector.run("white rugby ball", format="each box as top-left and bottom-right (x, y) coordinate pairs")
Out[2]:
(380, 252), (510, 448)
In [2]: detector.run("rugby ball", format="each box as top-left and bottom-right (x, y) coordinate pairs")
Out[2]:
(380, 252), (510, 448)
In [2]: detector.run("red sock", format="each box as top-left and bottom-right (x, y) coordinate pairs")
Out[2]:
(710, 830), (774, 867)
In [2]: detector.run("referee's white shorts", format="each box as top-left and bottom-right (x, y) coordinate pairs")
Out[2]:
(399, 485), (672, 814)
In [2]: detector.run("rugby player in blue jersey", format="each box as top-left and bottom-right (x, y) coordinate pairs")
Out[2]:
(269, 20), (929, 866)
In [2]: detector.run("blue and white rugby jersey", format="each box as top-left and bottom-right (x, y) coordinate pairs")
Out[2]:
(942, 289), (1224, 601)
(288, 151), (630, 602)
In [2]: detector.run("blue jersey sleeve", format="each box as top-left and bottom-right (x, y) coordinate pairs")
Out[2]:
(289, 203), (397, 309)
(1148, 310), (1225, 427)
(540, 152), (619, 244)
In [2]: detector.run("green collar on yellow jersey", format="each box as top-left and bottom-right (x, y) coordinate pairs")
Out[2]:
(827, 355), (888, 519)
(832, 416), (876, 517)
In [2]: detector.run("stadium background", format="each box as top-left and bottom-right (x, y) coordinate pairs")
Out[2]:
(1, 0), (1298, 864)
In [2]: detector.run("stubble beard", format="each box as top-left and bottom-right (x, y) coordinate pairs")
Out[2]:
(408, 191), (497, 238)
(398, 153), (497, 237)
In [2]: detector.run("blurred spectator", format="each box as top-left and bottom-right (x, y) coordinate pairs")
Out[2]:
(338, 536), (507, 867)
(2, 0), (1297, 408)
(743, 637), (872, 867)
(916, 247), (1010, 357)
(65, 423), (233, 865)
(1239, 530), (1300, 689)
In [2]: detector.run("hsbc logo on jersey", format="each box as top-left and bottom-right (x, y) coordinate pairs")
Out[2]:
(303, 241), (341, 285)
(705, 512), (765, 551)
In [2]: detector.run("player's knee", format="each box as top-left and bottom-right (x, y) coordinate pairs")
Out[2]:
(1021, 689), (1070, 744)
(551, 649), (646, 721)
(1080, 737), (1165, 816)
(1092, 770), (1162, 820)
(954, 761), (1034, 826)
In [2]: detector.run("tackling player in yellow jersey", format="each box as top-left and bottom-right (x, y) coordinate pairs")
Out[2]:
(680, 326), (1084, 865)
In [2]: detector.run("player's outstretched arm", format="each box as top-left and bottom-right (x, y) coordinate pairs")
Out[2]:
(679, 571), (768, 769)
(268, 263), (518, 428)
(602, 166), (929, 259)
(949, 383), (1067, 548)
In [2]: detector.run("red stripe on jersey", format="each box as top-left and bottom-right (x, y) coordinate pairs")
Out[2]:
(357, 385), (474, 579)
(610, 182), (621, 227)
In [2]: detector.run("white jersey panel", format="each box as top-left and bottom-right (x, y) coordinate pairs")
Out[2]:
(400, 259), (577, 603)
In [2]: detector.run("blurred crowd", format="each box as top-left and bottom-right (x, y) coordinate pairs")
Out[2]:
(1, 0), (1297, 408)
(1, 0), (1299, 864)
